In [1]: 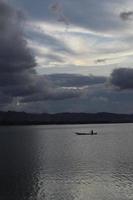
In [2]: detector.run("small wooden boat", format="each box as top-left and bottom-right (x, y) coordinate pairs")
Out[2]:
(75, 131), (97, 136)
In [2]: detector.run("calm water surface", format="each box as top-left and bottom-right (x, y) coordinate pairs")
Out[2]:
(0, 124), (133, 200)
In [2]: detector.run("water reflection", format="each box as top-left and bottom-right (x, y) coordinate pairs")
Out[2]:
(0, 124), (133, 200)
(110, 161), (133, 199)
(0, 126), (40, 200)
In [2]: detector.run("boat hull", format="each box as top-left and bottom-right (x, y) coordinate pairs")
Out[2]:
(75, 132), (97, 135)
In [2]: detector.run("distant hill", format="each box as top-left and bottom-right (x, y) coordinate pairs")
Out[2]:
(0, 111), (133, 125)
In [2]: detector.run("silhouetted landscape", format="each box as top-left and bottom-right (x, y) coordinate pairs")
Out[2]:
(1, 111), (133, 125)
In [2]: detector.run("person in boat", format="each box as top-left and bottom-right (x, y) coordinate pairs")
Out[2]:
(91, 130), (94, 135)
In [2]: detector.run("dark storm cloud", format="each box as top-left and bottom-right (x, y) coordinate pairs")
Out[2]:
(0, 0), (82, 108)
(21, 74), (82, 103)
(21, 87), (82, 103)
(120, 11), (133, 21)
(0, 3), (35, 73)
(45, 74), (106, 87)
(20, 82), (133, 114)
(20, 73), (107, 104)
(110, 68), (133, 89)
(0, 0), (37, 103)
(0, 92), (12, 104)
(0, 71), (35, 86)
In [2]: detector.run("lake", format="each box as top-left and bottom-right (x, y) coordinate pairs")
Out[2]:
(0, 123), (133, 200)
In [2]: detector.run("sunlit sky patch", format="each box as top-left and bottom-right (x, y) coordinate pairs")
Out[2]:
(11, 0), (133, 76)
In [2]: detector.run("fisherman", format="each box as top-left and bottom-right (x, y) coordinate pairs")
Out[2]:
(91, 130), (94, 135)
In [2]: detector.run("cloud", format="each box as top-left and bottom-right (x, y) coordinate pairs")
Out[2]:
(95, 59), (107, 64)
(21, 87), (82, 103)
(49, 1), (69, 27)
(27, 19), (133, 72)
(120, 11), (133, 21)
(19, 80), (133, 114)
(0, 0), (37, 105)
(110, 68), (133, 89)
(45, 74), (106, 87)
(49, 0), (128, 35)
(49, 2), (62, 14)
(26, 28), (73, 55)
(0, 0), (84, 109)
(95, 54), (131, 64)
(20, 75), (83, 103)
(2, 0), (133, 113)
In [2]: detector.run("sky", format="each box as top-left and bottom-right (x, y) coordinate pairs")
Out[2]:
(1, 0), (133, 113)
